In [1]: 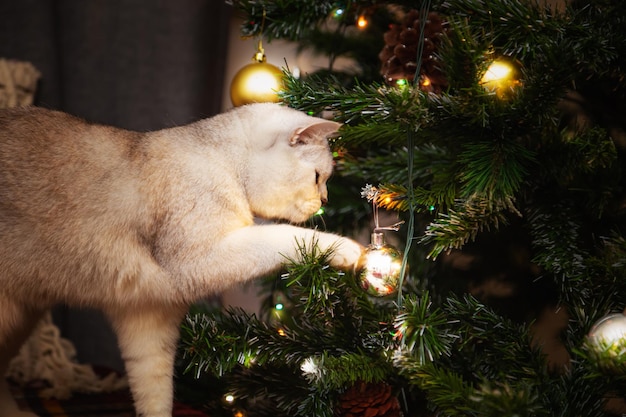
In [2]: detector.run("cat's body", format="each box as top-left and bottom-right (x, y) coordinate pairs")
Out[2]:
(0, 103), (363, 417)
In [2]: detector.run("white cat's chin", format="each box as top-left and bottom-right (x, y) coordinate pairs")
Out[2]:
(291, 201), (322, 223)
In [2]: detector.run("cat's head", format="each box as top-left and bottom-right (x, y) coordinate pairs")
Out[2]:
(238, 104), (341, 223)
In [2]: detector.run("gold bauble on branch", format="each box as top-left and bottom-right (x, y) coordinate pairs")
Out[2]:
(480, 57), (522, 99)
(230, 47), (284, 107)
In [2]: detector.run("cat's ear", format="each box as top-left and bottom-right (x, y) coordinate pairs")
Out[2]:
(290, 121), (341, 146)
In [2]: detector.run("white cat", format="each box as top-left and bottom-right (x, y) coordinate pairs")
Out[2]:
(0, 103), (363, 417)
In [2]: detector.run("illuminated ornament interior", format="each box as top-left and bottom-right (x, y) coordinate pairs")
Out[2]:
(480, 57), (522, 99)
(587, 312), (626, 373)
(230, 41), (283, 107)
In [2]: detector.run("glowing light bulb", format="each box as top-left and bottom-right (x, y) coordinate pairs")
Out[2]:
(357, 15), (368, 29)
(275, 303), (284, 310)
(224, 394), (235, 403)
(396, 79), (408, 88)
(480, 58), (522, 99)
(481, 61), (512, 82)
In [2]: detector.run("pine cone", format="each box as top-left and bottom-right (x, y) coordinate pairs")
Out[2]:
(379, 10), (449, 93)
(335, 381), (402, 417)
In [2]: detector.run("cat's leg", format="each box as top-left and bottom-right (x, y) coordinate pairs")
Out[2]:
(107, 304), (188, 417)
(165, 224), (364, 291)
(0, 299), (44, 417)
(219, 224), (364, 272)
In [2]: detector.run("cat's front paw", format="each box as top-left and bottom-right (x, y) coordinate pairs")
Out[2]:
(327, 236), (364, 271)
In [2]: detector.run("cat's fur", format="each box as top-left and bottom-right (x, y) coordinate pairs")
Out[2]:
(0, 103), (363, 417)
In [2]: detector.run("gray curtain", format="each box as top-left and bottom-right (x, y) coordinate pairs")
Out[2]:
(0, 0), (231, 371)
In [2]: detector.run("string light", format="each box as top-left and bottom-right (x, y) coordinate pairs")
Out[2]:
(396, 79), (408, 88)
(357, 15), (368, 29)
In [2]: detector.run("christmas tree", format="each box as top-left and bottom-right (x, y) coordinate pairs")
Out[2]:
(178, 0), (626, 415)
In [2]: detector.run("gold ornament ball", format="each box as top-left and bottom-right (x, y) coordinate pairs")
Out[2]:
(480, 57), (522, 99)
(356, 233), (403, 297)
(230, 61), (284, 107)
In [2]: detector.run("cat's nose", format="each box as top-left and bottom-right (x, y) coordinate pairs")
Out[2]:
(321, 196), (328, 206)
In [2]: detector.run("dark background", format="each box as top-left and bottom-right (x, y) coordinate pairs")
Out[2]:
(0, 0), (232, 371)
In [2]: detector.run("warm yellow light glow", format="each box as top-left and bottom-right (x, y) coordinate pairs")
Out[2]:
(357, 15), (368, 28)
(277, 328), (287, 336)
(481, 61), (513, 83)
(480, 58), (521, 99)
(224, 394), (235, 403)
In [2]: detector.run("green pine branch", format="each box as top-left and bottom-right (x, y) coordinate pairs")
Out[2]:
(419, 197), (517, 259)
(181, 1), (626, 415)
(180, 243), (401, 416)
(229, 0), (338, 40)
(394, 292), (458, 365)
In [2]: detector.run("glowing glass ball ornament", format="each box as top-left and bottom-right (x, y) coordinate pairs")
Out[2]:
(480, 57), (522, 99)
(356, 232), (403, 297)
(230, 45), (283, 107)
(587, 312), (626, 374)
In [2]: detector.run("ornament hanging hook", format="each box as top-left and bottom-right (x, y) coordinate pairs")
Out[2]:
(252, 8), (268, 62)
(360, 184), (405, 233)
